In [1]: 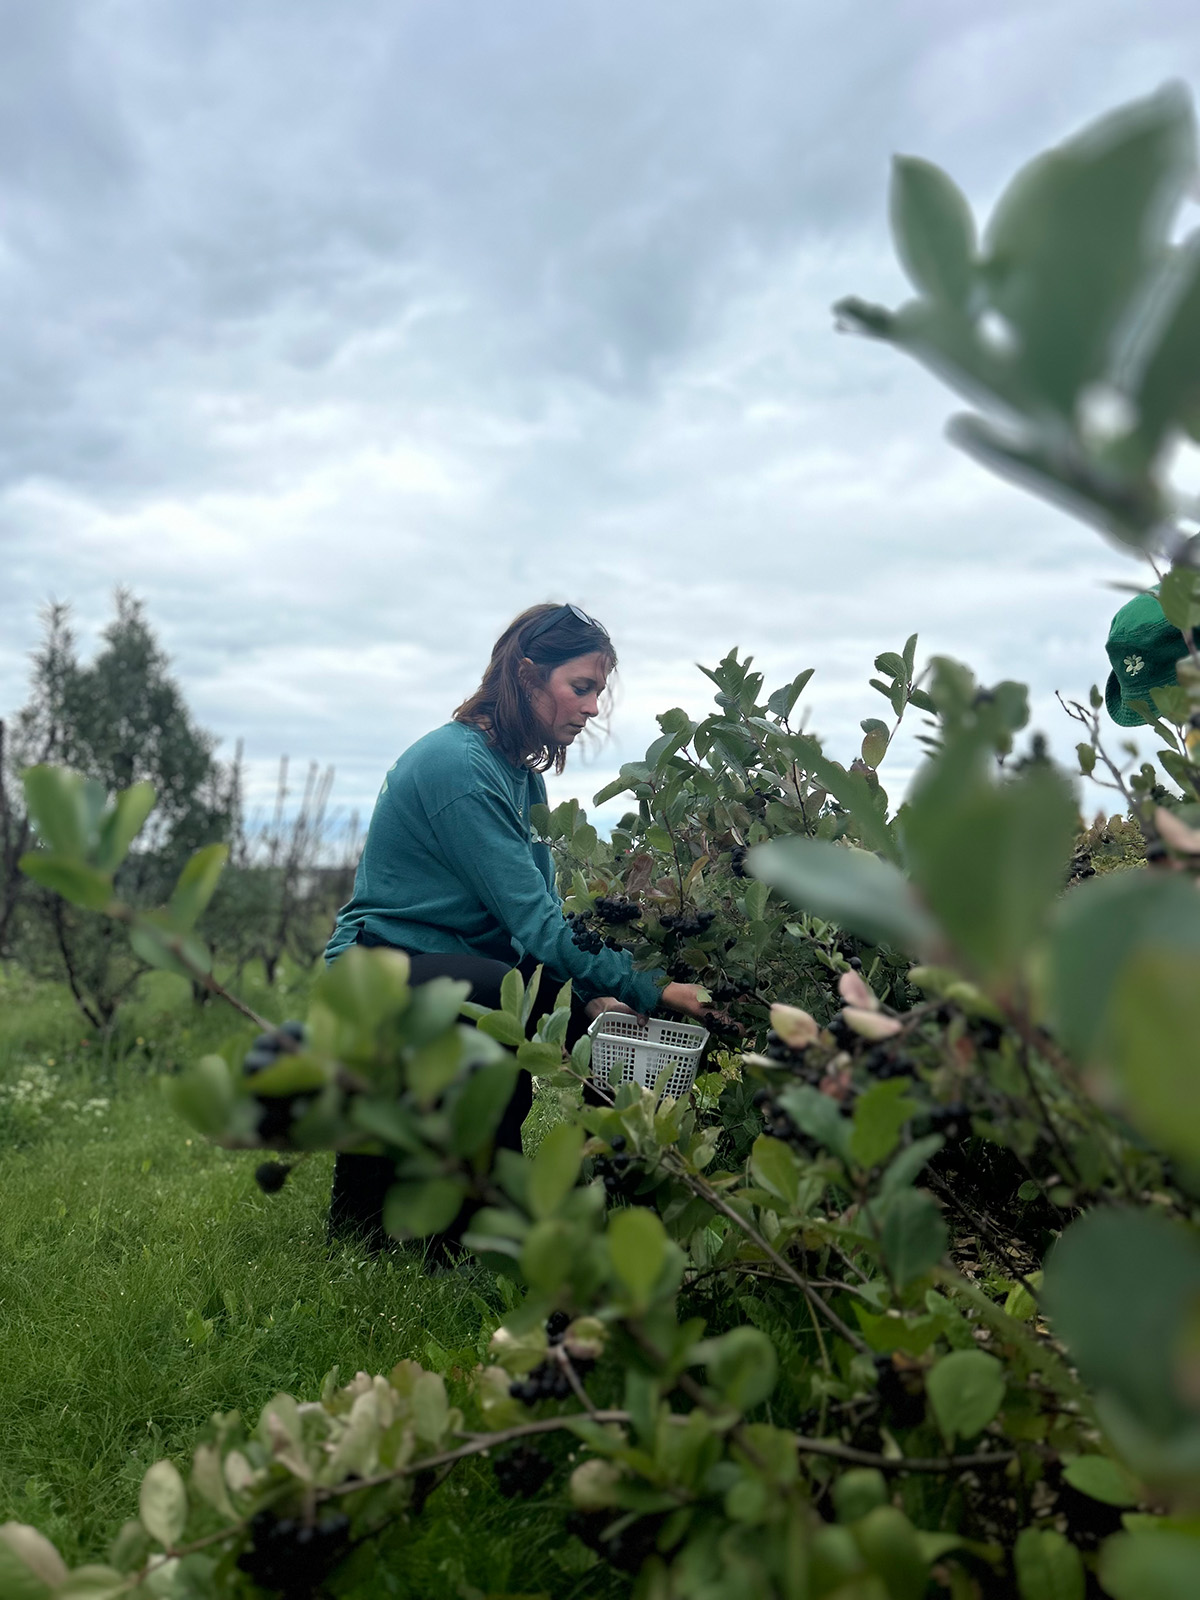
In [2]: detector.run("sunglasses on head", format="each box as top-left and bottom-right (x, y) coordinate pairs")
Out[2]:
(522, 603), (609, 648)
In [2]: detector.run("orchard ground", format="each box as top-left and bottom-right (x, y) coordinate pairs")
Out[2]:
(0, 959), (614, 1599)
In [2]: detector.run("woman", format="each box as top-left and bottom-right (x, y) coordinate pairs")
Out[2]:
(324, 601), (712, 1252)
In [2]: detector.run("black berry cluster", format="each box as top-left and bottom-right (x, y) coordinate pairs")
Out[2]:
(255, 1160), (293, 1194)
(235, 1510), (351, 1597)
(659, 910), (716, 938)
(730, 844), (749, 878)
(493, 1444), (556, 1498)
(867, 1052), (917, 1082)
(761, 1029), (818, 1073)
(752, 1086), (820, 1151)
(593, 896), (642, 925)
(509, 1360), (572, 1404)
(565, 911), (605, 954)
(593, 1135), (640, 1201)
(509, 1313), (596, 1404)
(566, 1510), (671, 1575)
(873, 1354), (926, 1430)
(242, 1022), (311, 1143)
(242, 1019), (306, 1074)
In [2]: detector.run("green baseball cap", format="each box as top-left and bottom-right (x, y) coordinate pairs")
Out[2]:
(1105, 589), (1187, 727)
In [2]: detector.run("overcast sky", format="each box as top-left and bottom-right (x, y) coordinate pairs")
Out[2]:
(2, 0), (1198, 840)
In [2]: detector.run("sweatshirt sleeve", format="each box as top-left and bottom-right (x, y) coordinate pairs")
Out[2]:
(427, 783), (665, 1014)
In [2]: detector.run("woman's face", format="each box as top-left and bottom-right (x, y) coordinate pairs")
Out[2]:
(525, 651), (610, 745)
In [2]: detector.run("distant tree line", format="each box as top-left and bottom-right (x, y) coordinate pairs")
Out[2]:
(0, 591), (360, 1027)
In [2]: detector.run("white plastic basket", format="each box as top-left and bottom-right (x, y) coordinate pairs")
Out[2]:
(587, 1013), (710, 1100)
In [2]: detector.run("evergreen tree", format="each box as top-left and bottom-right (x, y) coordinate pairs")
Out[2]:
(11, 591), (234, 1024)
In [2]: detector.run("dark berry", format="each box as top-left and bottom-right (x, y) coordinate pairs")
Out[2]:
(493, 1445), (555, 1499)
(255, 1161), (292, 1193)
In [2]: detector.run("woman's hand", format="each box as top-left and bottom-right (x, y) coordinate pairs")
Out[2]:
(584, 995), (640, 1022)
(661, 982), (744, 1033)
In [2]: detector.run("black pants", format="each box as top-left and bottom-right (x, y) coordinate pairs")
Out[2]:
(328, 939), (592, 1256)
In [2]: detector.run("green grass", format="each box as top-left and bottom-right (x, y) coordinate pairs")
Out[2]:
(0, 962), (618, 1597)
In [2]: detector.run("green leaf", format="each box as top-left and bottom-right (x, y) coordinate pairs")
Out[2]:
(767, 668), (814, 720)
(521, 964), (544, 1026)
(750, 1135), (800, 1207)
(874, 650), (908, 681)
(861, 727), (889, 768)
(476, 1010), (527, 1047)
(704, 1326), (777, 1411)
(890, 156), (976, 308)
(129, 913), (212, 979)
(315, 945), (412, 1029)
(54, 1569), (130, 1600)
(1107, 947), (1200, 1162)
(927, 1349), (1005, 1442)
(516, 1039), (565, 1072)
(528, 1122), (584, 1220)
(880, 1134), (944, 1198)
(22, 765), (93, 857)
(776, 1083), (851, 1164)
(0, 1524), (67, 1598)
(383, 1178), (467, 1239)
(879, 1188), (948, 1287)
(407, 1030), (465, 1103)
(167, 843), (228, 931)
(831, 1468), (888, 1524)
(646, 824), (674, 853)
(139, 1458), (187, 1547)
(93, 780), (156, 872)
(854, 1506), (929, 1600)
(500, 966), (524, 1019)
(1013, 1527), (1084, 1600)
(983, 83), (1196, 415)
(521, 1219), (576, 1293)
(789, 733), (900, 861)
(164, 1054), (235, 1137)
(1042, 1208), (1200, 1440)
(449, 1058), (520, 1157)
(191, 1442), (235, 1519)
(351, 1097), (420, 1152)
(0, 1542), (56, 1600)
(1061, 1455), (1139, 1507)
(903, 750), (1077, 983)
(608, 1206), (667, 1305)
(850, 1080), (915, 1170)
(1100, 1528), (1200, 1600)
(593, 774), (634, 806)
(644, 728), (689, 768)
(19, 854), (113, 911)
(1159, 567), (1200, 634)
(742, 878), (769, 922)
(750, 837), (937, 954)
(1133, 231), (1200, 450)
(1048, 870), (1200, 1060)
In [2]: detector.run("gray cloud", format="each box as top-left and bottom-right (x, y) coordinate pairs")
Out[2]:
(1, 0), (1195, 829)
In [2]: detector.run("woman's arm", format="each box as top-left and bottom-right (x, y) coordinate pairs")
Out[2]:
(427, 785), (665, 1015)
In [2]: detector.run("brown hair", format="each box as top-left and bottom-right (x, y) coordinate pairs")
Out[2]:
(453, 603), (617, 773)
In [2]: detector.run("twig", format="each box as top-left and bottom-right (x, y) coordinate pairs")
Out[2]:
(322, 1410), (632, 1494)
(793, 1435), (1016, 1474)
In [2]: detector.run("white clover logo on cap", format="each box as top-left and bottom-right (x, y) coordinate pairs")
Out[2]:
(1123, 653), (1145, 677)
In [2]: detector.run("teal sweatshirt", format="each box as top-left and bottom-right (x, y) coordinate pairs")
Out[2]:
(325, 722), (665, 1015)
